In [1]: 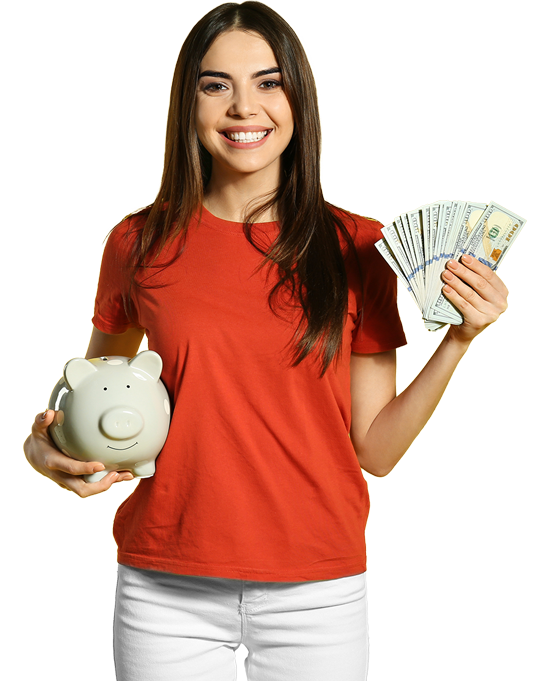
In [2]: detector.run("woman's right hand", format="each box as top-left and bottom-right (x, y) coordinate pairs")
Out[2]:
(23, 409), (134, 497)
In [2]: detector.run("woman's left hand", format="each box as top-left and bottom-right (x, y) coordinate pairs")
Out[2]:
(441, 254), (509, 345)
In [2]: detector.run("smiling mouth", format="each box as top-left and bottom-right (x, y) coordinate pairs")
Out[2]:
(221, 129), (272, 143)
(107, 442), (138, 450)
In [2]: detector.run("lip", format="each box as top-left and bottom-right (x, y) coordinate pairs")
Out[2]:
(219, 126), (272, 133)
(219, 127), (273, 149)
(107, 442), (138, 451)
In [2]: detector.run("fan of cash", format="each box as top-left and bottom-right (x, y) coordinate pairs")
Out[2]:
(375, 200), (526, 331)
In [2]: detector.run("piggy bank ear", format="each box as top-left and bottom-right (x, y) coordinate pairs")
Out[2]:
(128, 351), (163, 381)
(64, 358), (98, 390)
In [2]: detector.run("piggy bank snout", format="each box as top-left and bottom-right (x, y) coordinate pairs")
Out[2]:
(100, 408), (144, 440)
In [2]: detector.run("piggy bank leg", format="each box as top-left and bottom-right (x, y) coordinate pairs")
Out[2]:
(84, 470), (111, 483)
(132, 461), (156, 478)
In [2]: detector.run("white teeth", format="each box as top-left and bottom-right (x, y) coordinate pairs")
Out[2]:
(226, 130), (269, 142)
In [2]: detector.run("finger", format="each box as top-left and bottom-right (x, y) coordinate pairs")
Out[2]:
(53, 470), (129, 498)
(31, 409), (55, 434)
(444, 259), (508, 311)
(441, 273), (488, 317)
(52, 471), (118, 499)
(441, 276), (504, 328)
(458, 255), (509, 298)
(43, 448), (106, 478)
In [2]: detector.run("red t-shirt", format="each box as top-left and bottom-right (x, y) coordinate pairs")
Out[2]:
(92, 206), (406, 582)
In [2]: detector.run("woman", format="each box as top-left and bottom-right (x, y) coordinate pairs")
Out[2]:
(23, 2), (508, 680)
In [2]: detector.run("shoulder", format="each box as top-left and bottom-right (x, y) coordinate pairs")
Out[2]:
(104, 206), (150, 256)
(329, 206), (398, 290)
(111, 205), (150, 238)
(328, 204), (385, 252)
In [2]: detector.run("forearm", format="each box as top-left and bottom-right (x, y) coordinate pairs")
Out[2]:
(355, 330), (471, 476)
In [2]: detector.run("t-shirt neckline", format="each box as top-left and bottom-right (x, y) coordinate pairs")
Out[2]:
(198, 205), (279, 234)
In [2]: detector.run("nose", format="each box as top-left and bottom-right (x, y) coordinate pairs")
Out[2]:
(100, 408), (144, 440)
(228, 86), (257, 118)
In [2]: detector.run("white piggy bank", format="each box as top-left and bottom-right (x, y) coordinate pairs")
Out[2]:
(48, 351), (171, 483)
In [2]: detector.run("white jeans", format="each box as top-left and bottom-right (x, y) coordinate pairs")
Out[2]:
(114, 563), (369, 681)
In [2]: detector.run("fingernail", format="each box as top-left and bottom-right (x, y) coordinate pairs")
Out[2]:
(41, 410), (49, 420)
(461, 254), (472, 264)
(448, 259), (458, 269)
(92, 464), (105, 473)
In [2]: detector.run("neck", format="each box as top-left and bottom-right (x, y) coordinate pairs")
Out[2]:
(203, 163), (281, 223)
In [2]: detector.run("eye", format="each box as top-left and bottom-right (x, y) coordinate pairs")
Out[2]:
(103, 387), (108, 391)
(126, 385), (131, 389)
(259, 79), (282, 90)
(202, 82), (228, 94)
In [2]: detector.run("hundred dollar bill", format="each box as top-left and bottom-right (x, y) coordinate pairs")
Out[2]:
(424, 319), (446, 331)
(426, 201), (466, 324)
(460, 201), (526, 270)
(393, 215), (422, 301)
(429, 201), (487, 324)
(422, 201), (443, 318)
(420, 203), (433, 267)
(404, 208), (426, 303)
(375, 238), (445, 330)
(430, 201), (525, 319)
(381, 222), (422, 307)
(451, 202), (487, 261)
(374, 239), (415, 299)
(375, 199), (526, 332)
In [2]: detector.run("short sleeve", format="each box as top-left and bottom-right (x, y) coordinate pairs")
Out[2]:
(349, 216), (407, 354)
(92, 220), (139, 334)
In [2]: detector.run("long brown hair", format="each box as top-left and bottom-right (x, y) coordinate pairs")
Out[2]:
(125, 1), (360, 375)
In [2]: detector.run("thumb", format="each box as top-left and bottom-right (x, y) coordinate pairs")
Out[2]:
(36, 409), (56, 430)
(26, 409), (59, 465)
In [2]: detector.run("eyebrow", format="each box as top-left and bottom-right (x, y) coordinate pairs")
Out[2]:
(198, 67), (281, 80)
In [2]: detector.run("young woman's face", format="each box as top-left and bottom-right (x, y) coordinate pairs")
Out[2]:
(195, 30), (294, 182)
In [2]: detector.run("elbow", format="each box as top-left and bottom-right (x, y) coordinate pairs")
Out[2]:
(362, 463), (394, 477)
(356, 450), (395, 477)
(352, 436), (401, 477)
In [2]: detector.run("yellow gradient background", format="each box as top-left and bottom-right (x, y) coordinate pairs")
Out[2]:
(0, 0), (550, 572)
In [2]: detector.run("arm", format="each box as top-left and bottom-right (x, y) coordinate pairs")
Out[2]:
(350, 336), (468, 476)
(85, 325), (145, 359)
(350, 255), (508, 476)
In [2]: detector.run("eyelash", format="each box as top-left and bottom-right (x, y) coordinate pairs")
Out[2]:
(202, 79), (282, 93)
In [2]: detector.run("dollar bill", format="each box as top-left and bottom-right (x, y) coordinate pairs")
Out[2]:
(432, 201), (526, 323)
(430, 201), (486, 324)
(404, 208), (426, 304)
(461, 201), (526, 270)
(375, 199), (526, 331)
(426, 201), (464, 324)
(381, 222), (422, 307)
(374, 239), (414, 296)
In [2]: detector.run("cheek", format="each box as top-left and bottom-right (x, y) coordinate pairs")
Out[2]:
(194, 107), (206, 143)
(194, 124), (215, 157)
(272, 98), (294, 133)
(194, 98), (217, 145)
(280, 108), (293, 128)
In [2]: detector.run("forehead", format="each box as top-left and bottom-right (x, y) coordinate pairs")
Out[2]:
(200, 30), (278, 73)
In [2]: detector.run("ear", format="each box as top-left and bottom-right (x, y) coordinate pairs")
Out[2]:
(128, 351), (163, 381)
(64, 358), (98, 390)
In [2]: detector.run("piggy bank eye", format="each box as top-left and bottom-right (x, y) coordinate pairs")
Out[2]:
(126, 385), (131, 388)
(103, 387), (108, 391)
